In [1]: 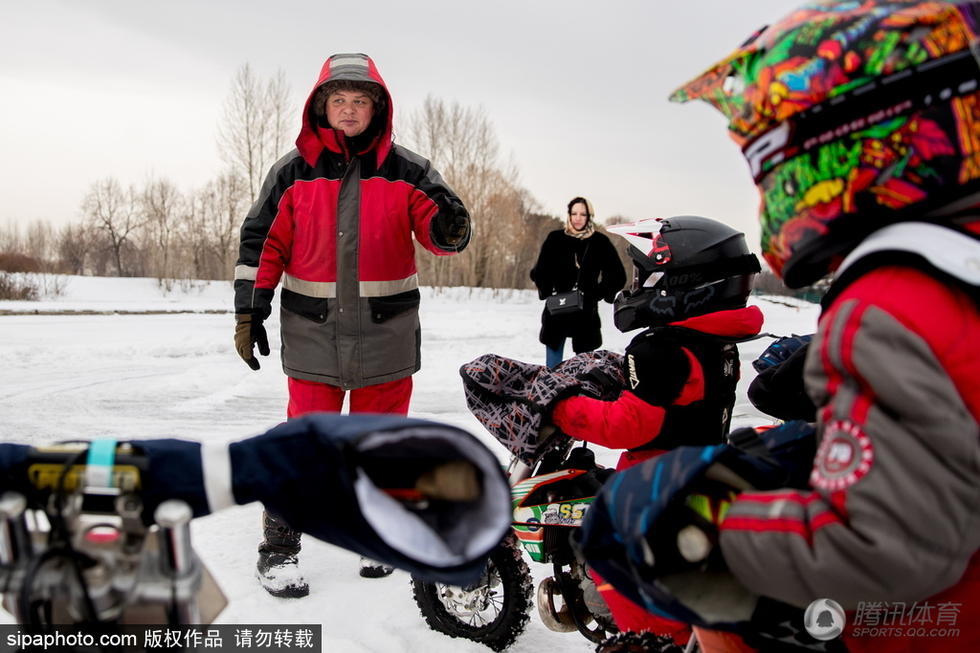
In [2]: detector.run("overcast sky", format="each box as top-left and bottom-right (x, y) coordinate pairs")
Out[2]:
(0, 0), (793, 251)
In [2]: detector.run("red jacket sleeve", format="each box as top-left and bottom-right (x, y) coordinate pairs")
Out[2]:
(552, 391), (667, 451)
(552, 345), (705, 452)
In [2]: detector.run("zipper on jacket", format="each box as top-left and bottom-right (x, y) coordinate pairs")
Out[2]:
(335, 156), (361, 389)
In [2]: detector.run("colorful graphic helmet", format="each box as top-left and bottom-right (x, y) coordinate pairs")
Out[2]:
(608, 216), (760, 331)
(671, 0), (980, 287)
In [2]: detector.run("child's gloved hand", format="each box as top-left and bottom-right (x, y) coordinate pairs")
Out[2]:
(752, 334), (813, 373)
(641, 475), (739, 575)
(675, 479), (739, 565)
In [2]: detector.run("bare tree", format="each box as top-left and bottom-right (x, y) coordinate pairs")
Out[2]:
(604, 215), (634, 226)
(401, 96), (540, 289)
(82, 178), (143, 276)
(56, 223), (93, 275)
(181, 172), (248, 280)
(178, 194), (213, 281)
(218, 64), (262, 204)
(209, 172), (249, 276)
(266, 70), (292, 165)
(138, 177), (183, 280)
(23, 220), (56, 267)
(217, 63), (294, 204)
(753, 269), (831, 303)
(0, 221), (23, 254)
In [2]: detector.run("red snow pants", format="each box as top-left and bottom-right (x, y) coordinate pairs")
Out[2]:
(589, 449), (693, 645)
(590, 568), (692, 645)
(287, 376), (413, 417)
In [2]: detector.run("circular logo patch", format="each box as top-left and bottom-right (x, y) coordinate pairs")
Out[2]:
(810, 419), (874, 491)
(804, 598), (846, 640)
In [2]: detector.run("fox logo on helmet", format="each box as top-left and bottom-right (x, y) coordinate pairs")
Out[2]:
(648, 295), (677, 317)
(683, 285), (716, 312)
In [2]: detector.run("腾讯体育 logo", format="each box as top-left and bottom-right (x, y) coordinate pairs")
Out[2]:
(805, 598), (846, 641)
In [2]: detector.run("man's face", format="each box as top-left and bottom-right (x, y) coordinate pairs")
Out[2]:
(324, 90), (375, 137)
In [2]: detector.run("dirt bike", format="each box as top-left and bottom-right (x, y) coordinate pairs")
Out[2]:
(410, 435), (619, 651)
(1, 417), (507, 647)
(0, 441), (227, 629)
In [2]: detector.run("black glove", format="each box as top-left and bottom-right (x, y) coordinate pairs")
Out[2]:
(751, 334), (813, 373)
(622, 340), (689, 406)
(235, 313), (270, 371)
(432, 202), (470, 248)
(748, 346), (817, 422)
(645, 475), (739, 575)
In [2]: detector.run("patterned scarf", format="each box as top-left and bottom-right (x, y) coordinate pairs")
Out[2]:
(564, 218), (595, 239)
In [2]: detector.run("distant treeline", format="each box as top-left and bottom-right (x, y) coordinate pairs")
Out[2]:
(4, 66), (817, 303)
(0, 66), (587, 298)
(752, 269), (830, 303)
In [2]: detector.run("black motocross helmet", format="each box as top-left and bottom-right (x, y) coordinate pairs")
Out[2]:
(608, 216), (761, 331)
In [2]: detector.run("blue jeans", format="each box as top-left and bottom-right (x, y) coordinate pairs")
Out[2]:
(546, 340), (565, 369)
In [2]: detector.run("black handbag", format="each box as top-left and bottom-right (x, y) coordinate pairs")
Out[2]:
(545, 244), (590, 316)
(546, 289), (585, 315)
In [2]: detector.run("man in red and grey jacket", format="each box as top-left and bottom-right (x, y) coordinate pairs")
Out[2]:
(233, 53), (470, 597)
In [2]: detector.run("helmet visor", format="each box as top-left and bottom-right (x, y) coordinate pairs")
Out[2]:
(627, 232), (671, 292)
(629, 268), (664, 293)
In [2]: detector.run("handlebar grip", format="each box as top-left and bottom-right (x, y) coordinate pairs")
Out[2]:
(155, 500), (194, 576)
(676, 524), (714, 563)
(0, 492), (29, 565)
(20, 443), (147, 493)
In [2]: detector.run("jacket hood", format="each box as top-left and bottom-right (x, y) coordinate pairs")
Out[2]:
(296, 53), (393, 167)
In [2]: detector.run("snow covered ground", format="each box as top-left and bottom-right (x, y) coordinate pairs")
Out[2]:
(0, 275), (820, 651)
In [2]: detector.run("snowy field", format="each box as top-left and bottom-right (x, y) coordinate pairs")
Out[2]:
(0, 275), (820, 652)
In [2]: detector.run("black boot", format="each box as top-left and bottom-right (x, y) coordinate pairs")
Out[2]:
(596, 631), (685, 653)
(256, 511), (309, 598)
(358, 556), (394, 578)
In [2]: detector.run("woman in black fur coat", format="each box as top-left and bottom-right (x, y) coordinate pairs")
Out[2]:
(530, 197), (627, 367)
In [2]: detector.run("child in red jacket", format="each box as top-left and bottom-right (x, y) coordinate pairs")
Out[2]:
(549, 215), (763, 644)
(578, 3), (980, 652)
